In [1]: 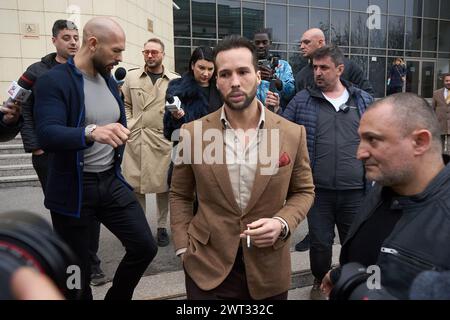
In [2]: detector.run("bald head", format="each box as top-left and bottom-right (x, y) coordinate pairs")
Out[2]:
(304, 28), (325, 41)
(77, 17), (125, 78)
(300, 28), (326, 58)
(82, 17), (125, 45)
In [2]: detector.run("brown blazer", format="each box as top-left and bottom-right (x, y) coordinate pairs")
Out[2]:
(432, 88), (450, 134)
(170, 108), (315, 300)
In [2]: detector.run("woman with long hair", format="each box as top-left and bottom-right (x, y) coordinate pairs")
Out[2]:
(163, 46), (222, 186)
(163, 46), (222, 142)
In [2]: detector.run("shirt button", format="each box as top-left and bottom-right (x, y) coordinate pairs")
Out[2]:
(393, 200), (399, 206)
(79, 162), (84, 167)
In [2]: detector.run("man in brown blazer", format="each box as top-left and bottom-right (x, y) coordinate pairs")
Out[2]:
(170, 36), (315, 300)
(432, 73), (450, 153)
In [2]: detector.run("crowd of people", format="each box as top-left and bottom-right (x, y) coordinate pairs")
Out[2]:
(1, 16), (450, 301)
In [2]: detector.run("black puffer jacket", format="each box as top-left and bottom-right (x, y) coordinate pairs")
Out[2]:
(339, 164), (450, 299)
(20, 53), (59, 152)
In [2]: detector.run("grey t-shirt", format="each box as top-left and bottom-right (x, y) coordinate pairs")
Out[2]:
(83, 72), (120, 173)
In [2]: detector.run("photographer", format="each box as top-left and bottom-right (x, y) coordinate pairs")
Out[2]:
(253, 29), (295, 111)
(321, 93), (450, 300)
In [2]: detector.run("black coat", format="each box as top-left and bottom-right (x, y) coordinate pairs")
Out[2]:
(339, 164), (450, 299)
(20, 53), (60, 152)
(163, 72), (222, 141)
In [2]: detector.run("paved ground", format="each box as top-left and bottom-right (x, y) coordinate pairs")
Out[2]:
(0, 186), (309, 279)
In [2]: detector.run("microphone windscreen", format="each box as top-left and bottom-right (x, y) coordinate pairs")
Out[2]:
(114, 67), (127, 81)
(166, 94), (174, 104)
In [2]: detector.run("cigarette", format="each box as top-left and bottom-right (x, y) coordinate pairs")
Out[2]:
(247, 227), (251, 248)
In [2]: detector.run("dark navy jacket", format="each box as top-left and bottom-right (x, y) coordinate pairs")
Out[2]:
(163, 72), (222, 141)
(280, 80), (374, 168)
(33, 58), (130, 217)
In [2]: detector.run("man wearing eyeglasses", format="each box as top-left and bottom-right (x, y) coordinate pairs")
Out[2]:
(281, 45), (373, 300)
(122, 38), (179, 247)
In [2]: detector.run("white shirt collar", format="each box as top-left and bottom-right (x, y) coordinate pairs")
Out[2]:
(220, 100), (266, 130)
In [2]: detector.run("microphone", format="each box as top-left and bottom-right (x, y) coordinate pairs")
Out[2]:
(113, 67), (127, 86)
(165, 94), (182, 112)
(6, 72), (36, 103)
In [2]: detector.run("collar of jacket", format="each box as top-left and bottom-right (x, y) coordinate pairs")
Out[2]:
(379, 163), (450, 209)
(306, 78), (358, 99)
(168, 72), (209, 99)
(141, 65), (179, 81)
(41, 52), (58, 66)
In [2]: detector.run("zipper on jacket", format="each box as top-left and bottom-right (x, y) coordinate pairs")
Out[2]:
(380, 246), (438, 270)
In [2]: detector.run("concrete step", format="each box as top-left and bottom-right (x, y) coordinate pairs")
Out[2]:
(0, 144), (26, 154)
(0, 175), (40, 188)
(91, 245), (341, 300)
(0, 153), (32, 166)
(0, 164), (35, 176)
(0, 134), (22, 145)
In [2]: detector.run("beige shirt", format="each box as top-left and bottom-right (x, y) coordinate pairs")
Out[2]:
(220, 103), (265, 211)
(220, 102), (289, 237)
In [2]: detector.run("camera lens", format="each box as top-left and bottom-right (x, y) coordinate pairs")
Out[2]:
(0, 211), (81, 300)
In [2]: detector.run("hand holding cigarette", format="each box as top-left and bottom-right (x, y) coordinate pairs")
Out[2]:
(240, 218), (284, 248)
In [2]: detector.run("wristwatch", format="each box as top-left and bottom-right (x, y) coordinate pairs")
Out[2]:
(84, 124), (97, 142)
(279, 222), (288, 239)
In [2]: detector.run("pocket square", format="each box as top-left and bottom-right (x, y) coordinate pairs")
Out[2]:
(278, 152), (291, 167)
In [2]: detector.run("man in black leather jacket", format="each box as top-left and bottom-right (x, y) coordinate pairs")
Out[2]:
(321, 93), (450, 299)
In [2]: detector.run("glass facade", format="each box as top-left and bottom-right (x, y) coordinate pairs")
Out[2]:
(173, 0), (450, 98)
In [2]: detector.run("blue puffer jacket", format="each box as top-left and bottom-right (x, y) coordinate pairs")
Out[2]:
(280, 80), (374, 168)
(163, 72), (222, 141)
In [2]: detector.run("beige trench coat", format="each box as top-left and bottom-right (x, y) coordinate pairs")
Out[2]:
(122, 66), (179, 194)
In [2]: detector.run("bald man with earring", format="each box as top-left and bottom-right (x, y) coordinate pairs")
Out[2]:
(34, 17), (157, 300)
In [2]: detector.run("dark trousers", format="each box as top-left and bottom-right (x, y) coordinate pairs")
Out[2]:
(185, 247), (288, 300)
(35, 152), (103, 273)
(89, 217), (102, 274)
(32, 152), (49, 192)
(388, 85), (402, 95)
(308, 188), (365, 281)
(50, 169), (157, 300)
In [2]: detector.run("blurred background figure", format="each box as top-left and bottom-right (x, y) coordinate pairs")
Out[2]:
(387, 58), (406, 95)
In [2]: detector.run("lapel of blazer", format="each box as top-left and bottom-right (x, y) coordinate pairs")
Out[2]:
(203, 110), (242, 215)
(244, 111), (285, 215)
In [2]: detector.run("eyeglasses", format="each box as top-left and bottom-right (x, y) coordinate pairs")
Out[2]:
(142, 49), (163, 56)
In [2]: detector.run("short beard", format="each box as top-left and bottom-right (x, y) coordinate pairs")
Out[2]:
(93, 56), (110, 78)
(222, 89), (256, 112)
(146, 60), (162, 70)
(369, 165), (414, 188)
